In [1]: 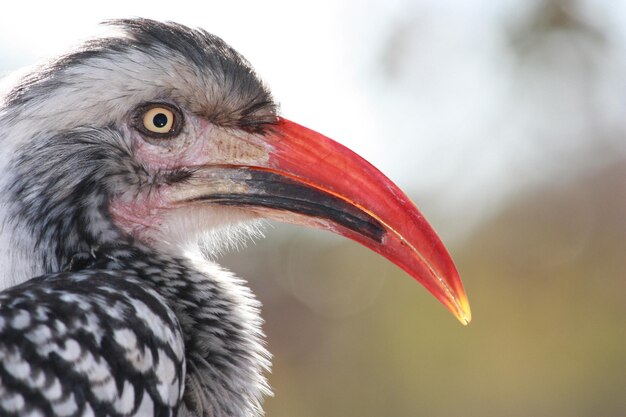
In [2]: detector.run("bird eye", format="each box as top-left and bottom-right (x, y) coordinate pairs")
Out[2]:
(134, 103), (183, 138)
(143, 106), (174, 133)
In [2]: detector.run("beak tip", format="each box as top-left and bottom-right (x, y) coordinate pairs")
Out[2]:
(455, 296), (472, 326)
(459, 312), (471, 326)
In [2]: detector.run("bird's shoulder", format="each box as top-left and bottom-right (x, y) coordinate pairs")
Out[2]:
(0, 268), (186, 417)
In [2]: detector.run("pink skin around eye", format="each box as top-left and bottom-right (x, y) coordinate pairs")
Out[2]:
(130, 115), (214, 170)
(131, 113), (270, 171)
(112, 114), (271, 242)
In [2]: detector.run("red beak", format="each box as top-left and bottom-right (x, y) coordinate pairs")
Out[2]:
(257, 118), (470, 324)
(180, 117), (470, 324)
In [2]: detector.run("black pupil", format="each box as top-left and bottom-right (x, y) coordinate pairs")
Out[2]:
(153, 113), (169, 129)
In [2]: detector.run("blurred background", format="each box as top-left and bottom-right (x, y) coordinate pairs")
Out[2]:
(2, 0), (625, 415)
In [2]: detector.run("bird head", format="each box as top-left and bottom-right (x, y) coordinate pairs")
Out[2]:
(0, 19), (470, 324)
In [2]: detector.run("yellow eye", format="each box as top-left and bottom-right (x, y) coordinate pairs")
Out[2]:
(134, 102), (182, 139)
(142, 106), (175, 134)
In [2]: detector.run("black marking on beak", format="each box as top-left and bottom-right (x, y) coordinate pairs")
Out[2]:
(185, 170), (385, 243)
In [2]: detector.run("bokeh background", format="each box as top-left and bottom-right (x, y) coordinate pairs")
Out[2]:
(2, 0), (625, 415)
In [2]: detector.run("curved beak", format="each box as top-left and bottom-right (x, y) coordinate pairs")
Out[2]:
(179, 117), (471, 324)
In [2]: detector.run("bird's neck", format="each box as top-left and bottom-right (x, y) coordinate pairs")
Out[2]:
(0, 204), (123, 290)
(0, 125), (131, 290)
(76, 242), (271, 417)
(0, 219), (44, 289)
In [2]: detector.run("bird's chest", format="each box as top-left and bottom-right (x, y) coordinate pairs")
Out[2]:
(0, 268), (187, 417)
(51, 246), (268, 417)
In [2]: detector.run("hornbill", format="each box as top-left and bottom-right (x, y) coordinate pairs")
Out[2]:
(0, 19), (470, 417)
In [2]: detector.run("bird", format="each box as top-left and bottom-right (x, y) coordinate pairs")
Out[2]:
(0, 19), (471, 417)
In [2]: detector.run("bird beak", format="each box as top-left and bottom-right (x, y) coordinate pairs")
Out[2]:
(177, 117), (471, 324)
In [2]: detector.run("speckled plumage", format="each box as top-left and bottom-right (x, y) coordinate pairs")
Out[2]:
(0, 254), (186, 416)
(0, 244), (270, 417)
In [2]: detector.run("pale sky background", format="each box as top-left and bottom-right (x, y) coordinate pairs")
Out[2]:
(1, 0), (625, 240)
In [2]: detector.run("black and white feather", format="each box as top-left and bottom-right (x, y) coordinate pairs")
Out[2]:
(0, 19), (275, 417)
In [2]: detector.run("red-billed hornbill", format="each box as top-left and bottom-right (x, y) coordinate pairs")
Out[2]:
(0, 19), (470, 417)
